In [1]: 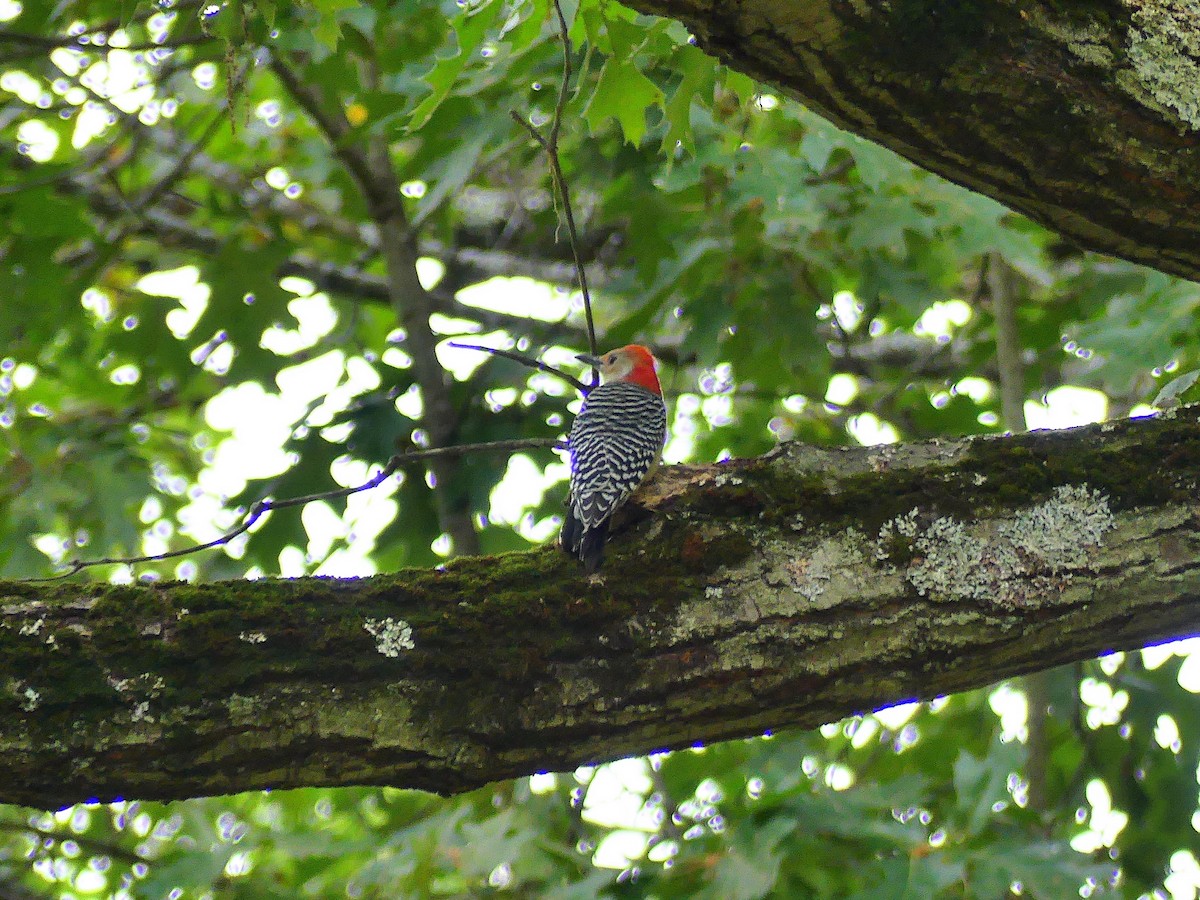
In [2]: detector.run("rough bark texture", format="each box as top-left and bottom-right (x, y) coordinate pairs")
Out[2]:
(624, 0), (1200, 282)
(4, 408), (1200, 807)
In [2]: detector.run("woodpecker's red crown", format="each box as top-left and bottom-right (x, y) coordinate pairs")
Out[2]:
(580, 344), (661, 395)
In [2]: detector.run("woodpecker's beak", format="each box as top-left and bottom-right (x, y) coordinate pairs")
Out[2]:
(576, 353), (603, 367)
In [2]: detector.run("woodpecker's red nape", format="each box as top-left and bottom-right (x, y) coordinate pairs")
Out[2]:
(619, 344), (663, 396)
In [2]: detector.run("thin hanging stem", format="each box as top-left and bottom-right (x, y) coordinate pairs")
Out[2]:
(509, 0), (599, 384)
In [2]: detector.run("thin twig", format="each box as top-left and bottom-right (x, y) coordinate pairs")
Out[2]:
(0, 0), (206, 46)
(509, 0), (599, 382)
(548, 0), (571, 150)
(0, 32), (215, 51)
(0, 144), (126, 197)
(505, 119), (597, 366)
(803, 156), (854, 186)
(133, 107), (229, 214)
(449, 342), (588, 393)
(0, 821), (143, 866)
(26, 439), (566, 581)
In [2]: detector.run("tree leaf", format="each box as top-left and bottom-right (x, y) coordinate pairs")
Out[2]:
(584, 57), (663, 145)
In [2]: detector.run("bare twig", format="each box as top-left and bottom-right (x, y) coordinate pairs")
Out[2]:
(449, 342), (589, 394)
(27, 438), (565, 581)
(134, 108), (228, 214)
(509, 0), (599, 382)
(0, 32), (215, 52)
(803, 156), (854, 185)
(0, 0), (212, 65)
(0, 821), (143, 866)
(547, 0), (572, 150)
(0, 0), (205, 43)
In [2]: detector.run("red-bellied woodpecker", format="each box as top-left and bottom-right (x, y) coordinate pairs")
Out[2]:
(561, 344), (668, 573)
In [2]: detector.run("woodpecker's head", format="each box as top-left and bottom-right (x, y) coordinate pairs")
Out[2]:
(578, 345), (662, 395)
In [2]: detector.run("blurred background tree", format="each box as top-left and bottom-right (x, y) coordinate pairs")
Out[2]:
(0, 0), (1197, 896)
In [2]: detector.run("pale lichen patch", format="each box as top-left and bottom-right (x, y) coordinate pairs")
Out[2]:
(239, 631), (267, 644)
(1001, 484), (1114, 573)
(20, 686), (40, 712)
(1122, 1), (1200, 130)
(1032, 7), (1115, 68)
(876, 508), (920, 562)
(789, 529), (866, 605)
(909, 484), (1115, 603)
(910, 517), (1015, 601)
(108, 673), (165, 695)
(363, 617), (415, 657)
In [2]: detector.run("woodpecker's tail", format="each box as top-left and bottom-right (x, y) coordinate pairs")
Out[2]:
(560, 507), (582, 558)
(560, 507), (609, 573)
(578, 521), (609, 574)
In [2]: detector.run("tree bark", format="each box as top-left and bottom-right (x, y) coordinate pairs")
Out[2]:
(4, 408), (1200, 807)
(625, 0), (1200, 283)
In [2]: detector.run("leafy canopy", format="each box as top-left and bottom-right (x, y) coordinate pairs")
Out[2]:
(0, 0), (1197, 896)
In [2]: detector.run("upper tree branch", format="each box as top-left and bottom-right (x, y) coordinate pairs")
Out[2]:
(625, 0), (1200, 283)
(4, 409), (1200, 807)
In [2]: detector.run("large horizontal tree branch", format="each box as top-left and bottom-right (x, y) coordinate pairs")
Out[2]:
(626, 0), (1200, 282)
(3, 408), (1200, 807)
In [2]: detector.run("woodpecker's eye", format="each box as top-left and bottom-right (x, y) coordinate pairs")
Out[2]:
(606, 354), (616, 364)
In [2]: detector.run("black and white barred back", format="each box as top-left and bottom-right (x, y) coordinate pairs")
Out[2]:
(561, 381), (668, 573)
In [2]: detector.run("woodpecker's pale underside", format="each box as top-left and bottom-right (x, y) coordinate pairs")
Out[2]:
(561, 345), (667, 573)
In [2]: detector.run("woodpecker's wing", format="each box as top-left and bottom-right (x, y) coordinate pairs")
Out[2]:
(567, 381), (667, 529)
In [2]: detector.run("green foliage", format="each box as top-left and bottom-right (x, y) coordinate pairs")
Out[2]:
(0, 0), (1197, 896)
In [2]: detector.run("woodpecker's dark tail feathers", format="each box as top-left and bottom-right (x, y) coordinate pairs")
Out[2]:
(578, 521), (609, 573)
(560, 508), (609, 574)
(559, 508), (581, 558)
